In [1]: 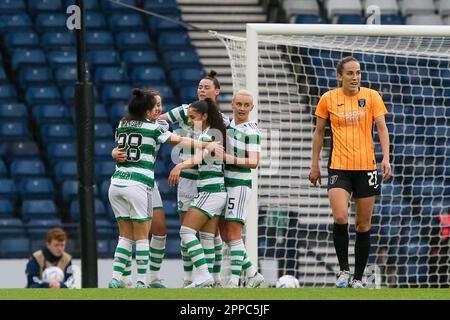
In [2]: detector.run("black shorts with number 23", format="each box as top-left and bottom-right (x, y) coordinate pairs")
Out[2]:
(327, 169), (381, 198)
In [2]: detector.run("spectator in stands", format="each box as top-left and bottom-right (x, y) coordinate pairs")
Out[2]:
(25, 227), (73, 288)
(308, 56), (392, 288)
(429, 208), (450, 288)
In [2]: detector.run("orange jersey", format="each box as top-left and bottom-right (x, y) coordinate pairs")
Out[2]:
(315, 87), (388, 170)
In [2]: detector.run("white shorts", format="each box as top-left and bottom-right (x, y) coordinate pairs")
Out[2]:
(223, 186), (252, 224)
(177, 177), (198, 213)
(152, 183), (163, 210)
(190, 192), (227, 219)
(109, 184), (153, 221)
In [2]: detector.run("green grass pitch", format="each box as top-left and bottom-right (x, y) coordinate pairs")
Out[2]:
(0, 288), (449, 300)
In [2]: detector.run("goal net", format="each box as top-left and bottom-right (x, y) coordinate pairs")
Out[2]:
(215, 24), (450, 288)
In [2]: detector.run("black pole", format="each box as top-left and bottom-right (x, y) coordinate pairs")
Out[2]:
(74, 0), (98, 288)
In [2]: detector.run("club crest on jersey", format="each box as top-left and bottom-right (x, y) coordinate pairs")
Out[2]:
(358, 99), (366, 108)
(329, 175), (338, 185)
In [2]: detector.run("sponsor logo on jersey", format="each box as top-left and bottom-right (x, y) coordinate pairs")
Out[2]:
(358, 98), (366, 108)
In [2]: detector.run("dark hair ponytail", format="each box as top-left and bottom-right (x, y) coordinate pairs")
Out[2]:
(204, 70), (220, 89)
(125, 88), (156, 120)
(190, 98), (227, 148)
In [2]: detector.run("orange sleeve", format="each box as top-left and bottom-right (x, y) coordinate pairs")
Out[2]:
(315, 92), (329, 119)
(372, 90), (388, 118)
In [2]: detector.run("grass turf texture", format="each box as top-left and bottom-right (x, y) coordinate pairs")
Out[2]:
(0, 289), (449, 300)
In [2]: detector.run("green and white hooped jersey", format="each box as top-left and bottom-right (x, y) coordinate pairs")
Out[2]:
(167, 103), (230, 181)
(197, 128), (226, 193)
(111, 118), (171, 188)
(225, 120), (261, 189)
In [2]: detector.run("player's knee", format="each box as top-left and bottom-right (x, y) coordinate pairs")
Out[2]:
(356, 223), (371, 233)
(333, 215), (348, 224)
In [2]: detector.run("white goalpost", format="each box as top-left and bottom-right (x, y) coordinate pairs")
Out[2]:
(215, 24), (450, 288)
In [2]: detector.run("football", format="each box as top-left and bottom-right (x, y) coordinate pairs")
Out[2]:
(42, 266), (65, 283)
(276, 275), (300, 288)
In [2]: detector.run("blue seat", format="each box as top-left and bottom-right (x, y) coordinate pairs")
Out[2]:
(131, 66), (166, 85)
(95, 140), (116, 160)
(109, 102), (128, 125)
(95, 161), (115, 181)
(101, 84), (132, 104)
(156, 179), (176, 200)
(179, 86), (199, 103)
(158, 143), (173, 161)
(29, 0), (63, 13)
(26, 86), (61, 105)
(293, 15), (326, 24)
(65, 0), (99, 10)
(0, 200), (14, 217)
(54, 161), (77, 183)
(11, 49), (46, 70)
(70, 198), (106, 222)
(0, 13), (32, 32)
(0, 218), (24, 236)
(0, 103), (28, 119)
(109, 14), (143, 31)
(99, 179), (110, 202)
(158, 31), (192, 51)
(335, 15), (366, 24)
(0, 159), (6, 177)
(41, 123), (75, 143)
(10, 159), (45, 178)
(54, 66), (77, 85)
(88, 50), (120, 67)
(94, 103), (109, 122)
(5, 140), (40, 162)
(18, 66), (53, 88)
(170, 68), (205, 87)
(86, 31), (114, 49)
(0, 0), (26, 13)
(4, 31), (39, 50)
(123, 50), (158, 66)
(32, 104), (71, 125)
(0, 66), (7, 83)
(26, 219), (62, 241)
(380, 15), (405, 25)
(162, 199), (178, 216)
(149, 15), (185, 34)
(21, 199), (57, 221)
(101, 0), (136, 12)
(163, 49), (201, 69)
(85, 11), (107, 29)
(165, 238), (180, 258)
(151, 85), (176, 104)
(62, 180), (78, 203)
(19, 178), (55, 199)
(94, 123), (114, 139)
(0, 84), (17, 102)
(144, 0), (178, 13)
(47, 142), (76, 163)
(116, 32), (153, 50)
(0, 237), (30, 258)
(47, 50), (76, 68)
(41, 32), (75, 49)
(35, 13), (66, 32)
(95, 66), (128, 84)
(154, 160), (168, 178)
(0, 121), (29, 141)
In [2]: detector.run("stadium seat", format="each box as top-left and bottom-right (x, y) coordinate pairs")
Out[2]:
(122, 50), (159, 66)
(143, 0), (179, 13)
(0, 121), (29, 141)
(3, 31), (39, 50)
(21, 199), (58, 221)
(115, 32), (153, 50)
(400, 0), (435, 16)
(326, 0), (363, 19)
(0, 0), (26, 13)
(28, 0), (63, 13)
(47, 50), (76, 68)
(101, 84), (132, 104)
(95, 140), (116, 160)
(162, 49), (201, 70)
(54, 161), (77, 183)
(149, 15), (186, 34)
(156, 179), (176, 200)
(62, 180), (78, 203)
(94, 122), (114, 139)
(292, 15), (326, 24)
(0, 237), (30, 258)
(25, 86), (61, 105)
(0, 159), (6, 177)
(85, 11), (107, 29)
(162, 200), (178, 216)
(88, 49), (121, 67)
(70, 198), (106, 222)
(131, 66), (166, 85)
(179, 86), (199, 103)
(363, 0), (399, 15)
(99, 179), (110, 202)
(0, 84), (17, 102)
(10, 159), (45, 178)
(95, 161), (115, 181)
(151, 85), (176, 104)
(0, 103), (28, 119)
(47, 142), (77, 163)
(18, 66), (53, 88)
(11, 49), (47, 70)
(406, 14), (443, 25)
(19, 178), (55, 199)
(95, 66), (128, 84)
(32, 104), (71, 125)
(158, 31), (192, 51)
(101, 0), (136, 13)
(170, 68), (205, 87)
(109, 102), (127, 125)
(109, 14), (143, 31)
(40, 123), (75, 143)
(41, 32), (75, 49)
(283, 0), (320, 17)
(65, 0), (99, 10)
(0, 199), (14, 217)
(86, 31), (114, 49)
(0, 13), (32, 32)
(95, 103), (109, 122)
(26, 218), (62, 242)
(35, 13), (66, 33)
(334, 15), (366, 24)
(154, 160), (168, 178)
(55, 66), (78, 85)
(164, 238), (180, 258)
(5, 140), (40, 162)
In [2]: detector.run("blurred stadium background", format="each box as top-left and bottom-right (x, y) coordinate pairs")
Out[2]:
(0, 0), (448, 289)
